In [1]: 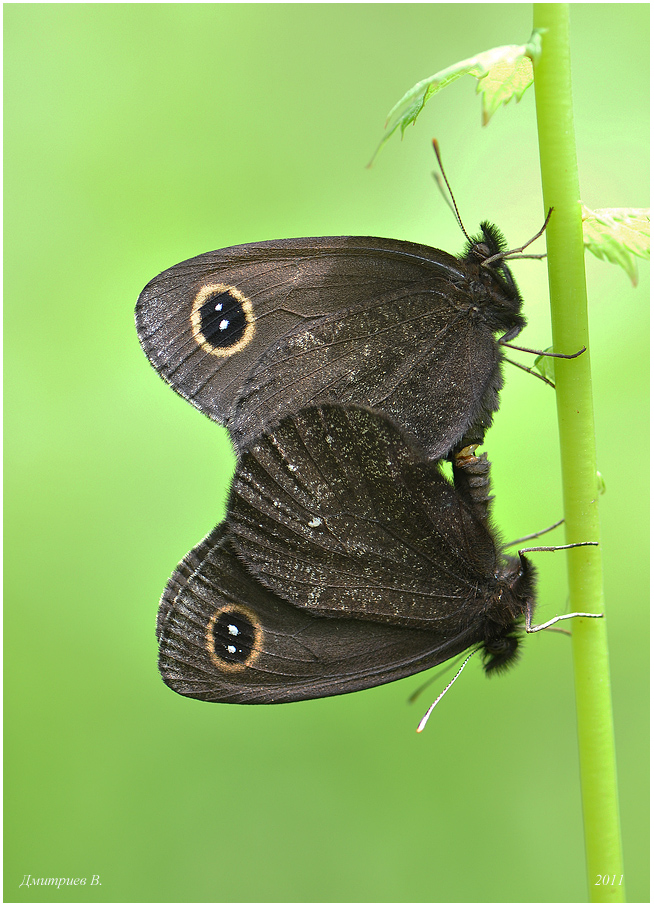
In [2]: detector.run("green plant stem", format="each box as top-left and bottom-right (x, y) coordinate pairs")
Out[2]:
(532, 5), (624, 902)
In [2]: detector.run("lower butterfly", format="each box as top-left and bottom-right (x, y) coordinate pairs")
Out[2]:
(156, 405), (598, 707)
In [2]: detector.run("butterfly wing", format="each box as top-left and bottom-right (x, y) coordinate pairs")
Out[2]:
(156, 525), (479, 703)
(135, 237), (505, 458)
(227, 404), (502, 631)
(232, 274), (503, 458)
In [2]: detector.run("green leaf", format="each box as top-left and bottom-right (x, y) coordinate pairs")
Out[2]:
(533, 347), (556, 384)
(476, 53), (535, 125)
(581, 205), (650, 286)
(368, 29), (544, 165)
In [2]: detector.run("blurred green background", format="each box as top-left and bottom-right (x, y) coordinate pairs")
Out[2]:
(5, 4), (648, 903)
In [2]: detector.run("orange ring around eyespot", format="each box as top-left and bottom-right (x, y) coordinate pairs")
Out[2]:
(205, 604), (263, 672)
(190, 283), (255, 357)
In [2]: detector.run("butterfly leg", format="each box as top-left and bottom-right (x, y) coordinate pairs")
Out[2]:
(522, 597), (604, 634)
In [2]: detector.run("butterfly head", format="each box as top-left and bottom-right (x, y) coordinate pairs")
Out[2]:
(462, 221), (525, 336)
(480, 553), (537, 675)
(466, 222), (519, 290)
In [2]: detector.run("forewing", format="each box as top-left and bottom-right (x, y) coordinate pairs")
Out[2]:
(136, 237), (500, 457)
(157, 525), (477, 703)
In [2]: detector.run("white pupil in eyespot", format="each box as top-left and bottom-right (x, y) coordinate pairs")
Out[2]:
(228, 623), (239, 636)
(219, 319), (229, 331)
(227, 644), (237, 654)
(214, 302), (223, 311)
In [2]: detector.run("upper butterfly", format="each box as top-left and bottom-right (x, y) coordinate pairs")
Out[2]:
(135, 223), (526, 460)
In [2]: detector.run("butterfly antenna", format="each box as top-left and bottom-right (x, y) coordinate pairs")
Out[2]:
(432, 139), (472, 244)
(416, 651), (475, 733)
(432, 171), (458, 219)
(408, 656), (467, 704)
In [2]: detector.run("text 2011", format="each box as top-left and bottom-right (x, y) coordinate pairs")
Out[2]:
(595, 875), (623, 886)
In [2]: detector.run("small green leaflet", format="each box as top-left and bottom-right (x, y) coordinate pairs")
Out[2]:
(532, 348), (556, 385)
(581, 206), (650, 286)
(475, 54), (534, 125)
(529, 208), (649, 383)
(369, 30), (544, 165)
